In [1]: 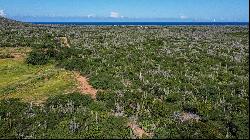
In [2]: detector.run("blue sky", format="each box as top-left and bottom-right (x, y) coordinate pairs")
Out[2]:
(0, 0), (249, 22)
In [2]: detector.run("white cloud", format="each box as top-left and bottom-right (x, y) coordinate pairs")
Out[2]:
(180, 15), (188, 19)
(110, 11), (120, 18)
(0, 9), (6, 17)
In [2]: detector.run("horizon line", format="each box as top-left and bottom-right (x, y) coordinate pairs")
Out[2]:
(7, 16), (249, 23)
(29, 21), (249, 23)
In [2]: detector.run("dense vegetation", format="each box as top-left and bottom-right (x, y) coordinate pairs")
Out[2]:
(0, 93), (131, 139)
(0, 17), (249, 139)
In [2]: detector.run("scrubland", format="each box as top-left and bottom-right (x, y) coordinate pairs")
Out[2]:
(0, 17), (249, 139)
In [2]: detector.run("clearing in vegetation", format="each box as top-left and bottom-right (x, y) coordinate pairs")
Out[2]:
(74, 72), (98, 99)
(0, 48), (77, 104)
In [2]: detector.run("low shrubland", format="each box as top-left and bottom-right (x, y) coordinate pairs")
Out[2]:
(0, 20), (249, 139)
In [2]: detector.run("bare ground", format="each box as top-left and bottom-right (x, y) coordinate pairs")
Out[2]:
(74, 72), (98, 99)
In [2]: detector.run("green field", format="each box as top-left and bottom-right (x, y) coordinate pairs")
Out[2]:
(0, 48), (76, 103)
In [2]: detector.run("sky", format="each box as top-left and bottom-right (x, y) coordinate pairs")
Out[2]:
(0, 0), (249, 22)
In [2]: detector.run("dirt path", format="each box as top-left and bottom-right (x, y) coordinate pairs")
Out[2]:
(74, 72), (98, 99)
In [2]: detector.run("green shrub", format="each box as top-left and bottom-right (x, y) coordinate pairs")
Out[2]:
(26, 50), (49, 65)
(96, 91), (116, 110)
(45, 92), (93, 107)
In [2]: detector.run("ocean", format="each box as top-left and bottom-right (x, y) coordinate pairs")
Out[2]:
(31, 22), (249, 26)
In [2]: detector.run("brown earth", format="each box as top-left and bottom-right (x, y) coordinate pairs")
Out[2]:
(59, 37), (70, 48)
(74, 72), (98, 99)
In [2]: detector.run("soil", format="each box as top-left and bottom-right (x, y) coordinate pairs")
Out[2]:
(75, 72), (98, 99)
(59, 37), (70, 48)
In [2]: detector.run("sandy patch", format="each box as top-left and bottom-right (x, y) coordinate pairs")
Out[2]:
(74, 72), (98, 99)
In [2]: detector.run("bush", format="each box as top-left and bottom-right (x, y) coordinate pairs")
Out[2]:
(96, 91), (116, 110)
(45, 92), (93, 107)
(26, 44), (58, 65)
(26, 50), (49, 65)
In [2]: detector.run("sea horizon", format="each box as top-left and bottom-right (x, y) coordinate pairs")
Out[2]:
(29, 21), (249, 26)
